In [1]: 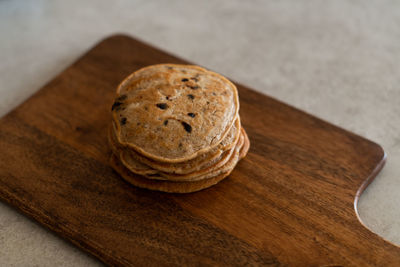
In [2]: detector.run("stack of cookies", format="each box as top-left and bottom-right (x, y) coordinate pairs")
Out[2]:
(109, 64), (249, 193)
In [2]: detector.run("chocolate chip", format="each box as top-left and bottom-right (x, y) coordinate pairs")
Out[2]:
(164, 120), (168, 126)
(117, 94), (127, 101)
(156, 103), (168, 110)
(120, 117), (127, 125)
(181, 78), (189, 82)
(187, 94), (195, 100)
(189, 85), (199, 90)
(137, 122), (141, 126)
(166, 95), (171, 100)
(212, 92), (216, 96)
(206, 101), (210, 105)
(111, 101), (122, 111)
(187, 113), (195, 118)
(181, 122), (192, 133)
(144, 106), (148, 111)
(179, 143), (183, 148)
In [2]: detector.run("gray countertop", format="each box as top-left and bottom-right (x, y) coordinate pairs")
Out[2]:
(1, 0), (399, 265)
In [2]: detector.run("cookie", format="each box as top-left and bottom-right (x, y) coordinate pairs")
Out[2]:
(239, 127), (250, 159)
(112, 64), (239, 163)
(110, 117), (241, 175)
(119, 129), (244, 182)
(109, 131), (247, 193)
(110, 154), (232, 193)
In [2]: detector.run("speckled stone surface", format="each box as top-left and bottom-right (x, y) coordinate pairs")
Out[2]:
(0, 0), (399, 265)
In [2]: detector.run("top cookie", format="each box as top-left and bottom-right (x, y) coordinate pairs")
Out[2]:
(112, 64), (239, 163)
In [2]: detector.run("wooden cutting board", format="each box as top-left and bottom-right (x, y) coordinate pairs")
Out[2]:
(0, 35), (399, 266)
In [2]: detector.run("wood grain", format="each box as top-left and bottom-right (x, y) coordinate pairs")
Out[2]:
(0, 34), (399, 266)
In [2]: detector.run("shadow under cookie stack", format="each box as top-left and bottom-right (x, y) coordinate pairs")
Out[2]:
(109, 64), (249, 193)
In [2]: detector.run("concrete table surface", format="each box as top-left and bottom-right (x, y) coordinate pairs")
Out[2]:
(1, 0), (399, 265)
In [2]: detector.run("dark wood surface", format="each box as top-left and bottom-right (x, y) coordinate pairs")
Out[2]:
(0, 35), (399, 266)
